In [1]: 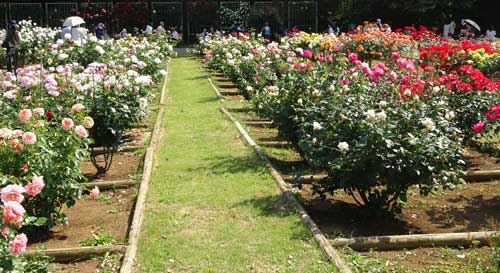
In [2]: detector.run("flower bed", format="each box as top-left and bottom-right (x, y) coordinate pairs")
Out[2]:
(1, 21), (174, 270)
(201, 29), (500, 215)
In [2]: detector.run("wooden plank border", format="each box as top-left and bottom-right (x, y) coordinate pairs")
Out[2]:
(24, 245), (126, 263)
(119, 67), (169, 273)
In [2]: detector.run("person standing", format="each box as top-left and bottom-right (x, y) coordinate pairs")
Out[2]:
(95, 23), (106, 40)
(156, 21), (166, 35)
(486, 26), (497, 41)
(71, 23), (87, 43)
(144, 24), (153, 35)
(449, 20), (456, 37)
(261, 22), (272, 40)
(1, 20), (21, 73)
(170, 27), (179, 41)
(120, 28), (128, 38)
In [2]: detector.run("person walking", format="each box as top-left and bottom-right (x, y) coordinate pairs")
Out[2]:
(1, 20), (21, 73)
(156, 21), (166, 35)
(261, 22), (272, 40)
(71, 23), (87, 43)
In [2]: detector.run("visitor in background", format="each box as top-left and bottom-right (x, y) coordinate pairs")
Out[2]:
(1, 20), (21, 73)
(61, 24), (72, 40)
(71, 23), (87, 43)
(486, 26), (497, 41)
(330, 21), (340, 35)
(120, 28), (127, 38)
(132, 27), (140, 36)
(375, 18), (383, 30)
(144, 24), (153, 35)
(382, 24), (391, 32)
(95, 23), (106, 40)
(156, 21), (166, 35)
(443, 21), (450, 37)
(170, 27), (179, 41)
(200, 28), (209, 41)
(449, 20), (456, 37)
(261, 22), (272, 40)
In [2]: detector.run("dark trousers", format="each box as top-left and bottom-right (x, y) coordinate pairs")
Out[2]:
(6, 47), (19, 73)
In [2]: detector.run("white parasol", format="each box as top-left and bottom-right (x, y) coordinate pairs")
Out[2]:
(464, 19), (480, 32)
(62, 16), (85, 27)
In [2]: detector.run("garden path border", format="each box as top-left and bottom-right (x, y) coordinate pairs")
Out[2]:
(119, 67), (169, 273)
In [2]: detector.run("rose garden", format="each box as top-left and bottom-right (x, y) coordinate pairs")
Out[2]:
(1, 1), (500, 272)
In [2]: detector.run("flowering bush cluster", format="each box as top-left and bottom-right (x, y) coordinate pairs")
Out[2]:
(0, 22), (174, 270)
(202, 29), (500, 213)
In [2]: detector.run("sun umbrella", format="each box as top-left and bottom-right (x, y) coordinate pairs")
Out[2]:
(62, 16), (85, 27)
(464, 19), (480, 32)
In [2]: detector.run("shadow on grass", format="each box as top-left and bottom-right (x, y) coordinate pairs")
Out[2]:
(231, 194), (314, 241)
(189, 154), (267, 175)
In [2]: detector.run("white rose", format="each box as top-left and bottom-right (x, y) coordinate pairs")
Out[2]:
(376, 111), (387, 122)
(338, 142), (349, 153)
(445, 111), (455, 120)
(57, 53), (69, 61)
(63, 33), (72, 40)
(366, 109), (376, 121)
(378, 101), (387, 108)
(421, 118), (435, 131)
(432, 86), (441, 93)
(312, 121), (322, 131)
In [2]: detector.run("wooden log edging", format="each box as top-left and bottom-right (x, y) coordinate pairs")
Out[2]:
(283, 170), (500, 185)
(119, 68), (169, 273)
(82, 180), (136, 190)
(24, 245), (126, 262)
(218, 106), (353, 273)
(331, 231), (500, 251)
(91, 145), (145, 155)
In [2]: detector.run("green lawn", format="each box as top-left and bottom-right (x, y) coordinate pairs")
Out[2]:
(135, 57), (338, 273)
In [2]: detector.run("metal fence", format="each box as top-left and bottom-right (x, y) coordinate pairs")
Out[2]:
(46, 2), (78, 27)
(152, 2), (183, 29)
(1, 3), (8, 29)
(9, 3), (43, 26)
(289, 1), (317, 32)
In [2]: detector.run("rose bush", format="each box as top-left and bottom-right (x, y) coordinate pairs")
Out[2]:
(201, 29), (500, 214)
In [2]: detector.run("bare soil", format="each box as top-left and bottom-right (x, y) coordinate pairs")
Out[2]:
(29, 187), (135, 249)
(51, 260), (101, 273)
(81, 152), (141, 181)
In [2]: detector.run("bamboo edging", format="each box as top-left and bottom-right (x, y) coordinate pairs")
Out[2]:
(331, 231), (500, 251)
(24, 245), (126, 262)
(91, 145), (145, 155)
(219, 107), (353, 273)
(119, 68), (169, 273)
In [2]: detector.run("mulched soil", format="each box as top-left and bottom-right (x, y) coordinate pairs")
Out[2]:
(29, 187), (135, 249)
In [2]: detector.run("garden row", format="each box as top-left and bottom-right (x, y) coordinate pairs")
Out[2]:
(200, 27), (500, 271)
(0, 20), (174, 272)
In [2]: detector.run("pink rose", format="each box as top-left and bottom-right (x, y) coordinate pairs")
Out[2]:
(1, 185), (26, 203)
(2, 201), (25, 222)
(1, 227), (10, 235)
(9, 233), (27, 255)
(0, 128), (12, 139)
(302, 49), (313, 59)
(61, 118), (74, 130)
(74, 125), (89, 138)
(348, 53), (358, 62)
(83, 116), (94, 129)
(21, 132), (37, 145)
(11, 130), (23, 138)
(18, 109), (32, 123)
(33, 108), (45, 116)
(89, 186), (100, 199)
(71, 103), (85, 112)
(472, 122), (486, 134)
(25, 175), (45, 196)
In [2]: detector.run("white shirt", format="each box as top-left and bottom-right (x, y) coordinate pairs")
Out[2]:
(144, 25), (153, 35)
(443, 24), (450, 37)
(170, 31), (179, 40)
(71, 27), (87, 43)
(486, 30), (497, 41)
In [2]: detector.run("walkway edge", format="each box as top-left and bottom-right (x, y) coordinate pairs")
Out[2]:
(218, 105), (353, 273)
(120, 67), (169, 273)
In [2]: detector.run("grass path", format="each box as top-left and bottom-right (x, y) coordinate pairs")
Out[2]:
(136, 57), (338, 273)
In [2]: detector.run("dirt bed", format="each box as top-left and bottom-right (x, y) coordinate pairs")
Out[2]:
(81, 152), (141, 181)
